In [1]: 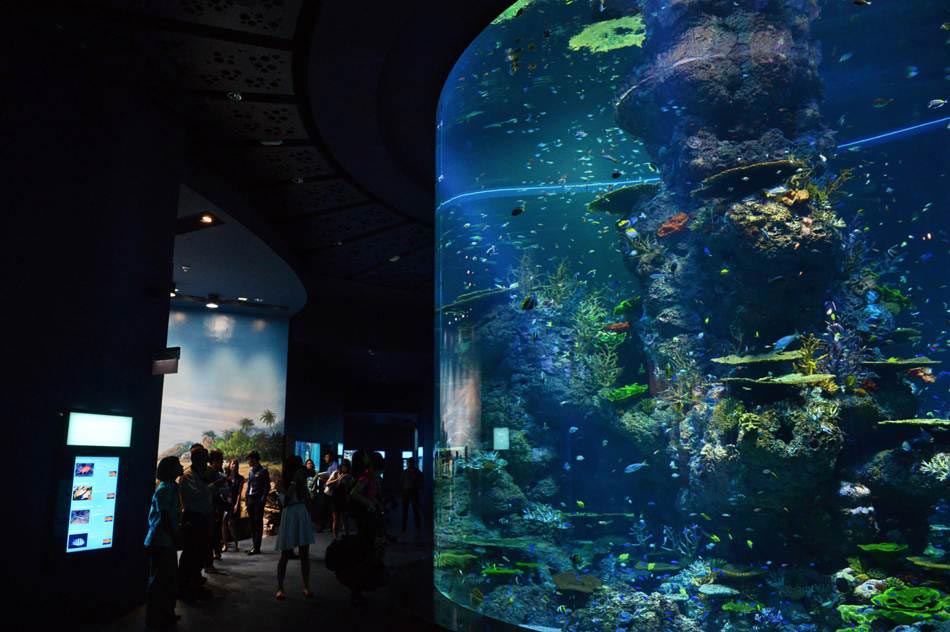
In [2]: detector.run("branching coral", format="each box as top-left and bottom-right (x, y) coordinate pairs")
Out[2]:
(661, 523), (700, 560)
(921, 453), (950, 482)
(539, 259), (578, 307)
(793, 333), (827, 376)
(588, 346), (623, 391)
(462, 451), (507, 471)
(522, 502), (569, 529)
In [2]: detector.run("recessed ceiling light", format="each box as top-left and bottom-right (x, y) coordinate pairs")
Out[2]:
(237, 297), (248, 302)
(205, 301), (219, 309)
(254, 298), (263, 303)
(169, 292), (176, 298)
(389, 255), (401, 262)
(226, 91), (243, 102)
(200, 214), (214, 224)
(180, 265), (190, 273)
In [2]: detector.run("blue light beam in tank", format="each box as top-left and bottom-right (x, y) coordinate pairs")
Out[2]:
(836, 116), (949, 150)
(437, 177), (662, 209)
(437, 117), (949, 209)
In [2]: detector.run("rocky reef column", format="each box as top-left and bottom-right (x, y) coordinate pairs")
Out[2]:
(607, 0), (854, 560)
(610, 0), (842, 381)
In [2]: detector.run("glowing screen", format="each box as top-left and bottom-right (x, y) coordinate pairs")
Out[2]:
(66, 456), (119, 553)
(66, 412), (133, 448)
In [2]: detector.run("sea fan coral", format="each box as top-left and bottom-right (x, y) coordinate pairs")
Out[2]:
(921, 453), (950, 482)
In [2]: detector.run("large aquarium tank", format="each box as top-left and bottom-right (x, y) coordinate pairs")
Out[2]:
(434, 1), (949, 630)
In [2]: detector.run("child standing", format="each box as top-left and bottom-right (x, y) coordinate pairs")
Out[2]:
(145, 456), (184, 629)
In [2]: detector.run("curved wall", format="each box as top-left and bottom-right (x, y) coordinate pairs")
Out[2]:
(434, 1), (949, 630)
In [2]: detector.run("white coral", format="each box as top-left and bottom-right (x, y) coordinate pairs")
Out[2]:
(921, 453), (950, 482)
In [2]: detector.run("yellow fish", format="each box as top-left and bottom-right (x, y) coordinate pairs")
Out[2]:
(576, 500), (585, 509)
(618, 553), (630, 562)
(710, 534), (721, 543)
(700, 513), (711, 521)
(720, 267), (730, 276)
(746, 539), (754, 549)
(617, 219), (630, 228)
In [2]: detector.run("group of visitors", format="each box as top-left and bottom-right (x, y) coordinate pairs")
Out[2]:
(144, 446), (424, 628)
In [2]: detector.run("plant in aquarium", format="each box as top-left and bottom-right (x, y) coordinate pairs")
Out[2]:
(434, 0), (948, 630)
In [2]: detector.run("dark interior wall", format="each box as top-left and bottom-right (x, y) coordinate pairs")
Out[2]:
(4, 22), (183, 621)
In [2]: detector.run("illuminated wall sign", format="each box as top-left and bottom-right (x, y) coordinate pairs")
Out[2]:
(66, 412), (133, 448)
(66, 456), (119, 553)
(493, 427), (510, 450)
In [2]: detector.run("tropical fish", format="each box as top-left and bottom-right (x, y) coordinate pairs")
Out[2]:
(772, 333), (800, 351)
(521, 296), (537, 311)
(872, 98), (893, 108)
(928, 99), (947, 109)
(569, 426), (579, 434)
(710, 534), (721, 543)
(719, 267), (730, 276)
(576, 500), (585, 508)
(511, 206), (525, 216)
(602, 322), (630, 332)
(618, 553), (630, 562)
(623, 461), (648, 474)
(853, 0), (870, 5)
(838, 52), (853, 63)
(747, 540), (754, 549)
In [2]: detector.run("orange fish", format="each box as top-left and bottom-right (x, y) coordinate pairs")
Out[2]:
(657, 212), (690, 238)
(603, 322), (631, 332)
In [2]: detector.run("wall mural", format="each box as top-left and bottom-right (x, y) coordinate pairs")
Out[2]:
(157, 309), (288, 467)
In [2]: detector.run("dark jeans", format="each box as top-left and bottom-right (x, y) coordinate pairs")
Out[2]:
(210, 507), (224, 560)
(146, 545), (177, 626)
(178, 511), (209, 592)
(401, 491), (421, 531)
(247, 495), (265, 552)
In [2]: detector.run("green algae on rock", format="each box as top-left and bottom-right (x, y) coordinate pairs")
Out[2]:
(568, 15), (647, 53)
(876, 419), (950, 427)
(711, 350), (804, 365)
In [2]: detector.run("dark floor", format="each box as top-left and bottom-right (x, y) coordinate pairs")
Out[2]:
(82, 527), (441, 632)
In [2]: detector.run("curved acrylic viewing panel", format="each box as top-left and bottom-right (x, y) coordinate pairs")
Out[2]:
(435, 1), (949, 629)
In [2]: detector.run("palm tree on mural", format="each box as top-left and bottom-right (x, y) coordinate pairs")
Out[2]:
(259, 409), (277, 430)
(202, 430), (218, 441)
(239, 417), (255, 433)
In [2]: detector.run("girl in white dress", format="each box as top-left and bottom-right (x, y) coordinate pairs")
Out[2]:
(275, 455), (315, 600)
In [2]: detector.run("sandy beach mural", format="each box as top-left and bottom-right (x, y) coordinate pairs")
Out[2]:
(157, 309), (288, 464)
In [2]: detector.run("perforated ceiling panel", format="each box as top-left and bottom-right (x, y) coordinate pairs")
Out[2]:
(189, 98), (306, 139)
(359, 247), (434, 288)
(74, 0), (434, 295)
(307, 223), (433, 278)
(133, 0), (303, 39)
(218, 145), (335, 183)
(136, 31), (293, 93)
(289, 205), (407, 250)
(255, 179), (371, 219)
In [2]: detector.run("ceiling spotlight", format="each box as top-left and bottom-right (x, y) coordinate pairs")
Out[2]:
(254, 298), (263, 303)
(169, 292), (176, 298)
(389, 255), (401, 262)
(237, 297), (248, 302)
(199, 213), (214, 224)
(226, 91), (243, 102)
(206, 301), (219, 309)
(180, 265), (191, 273)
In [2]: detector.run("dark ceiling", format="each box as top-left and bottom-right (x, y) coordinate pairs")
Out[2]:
(24, 0), (510, 311)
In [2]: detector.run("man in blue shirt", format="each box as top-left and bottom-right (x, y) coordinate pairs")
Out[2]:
(245, 451), (270, 555)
